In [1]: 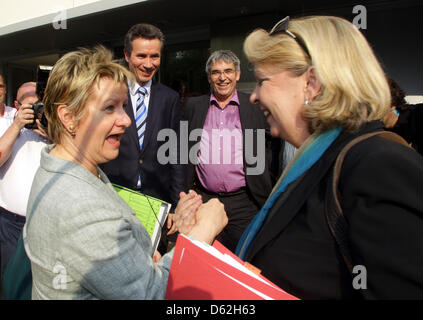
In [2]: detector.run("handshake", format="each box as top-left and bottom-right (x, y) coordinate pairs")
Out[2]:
(167, 190), (228, 245)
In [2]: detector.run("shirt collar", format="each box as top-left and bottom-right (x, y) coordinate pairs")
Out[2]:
(128, 79), (152, 97)
(210, 90), (239, 108)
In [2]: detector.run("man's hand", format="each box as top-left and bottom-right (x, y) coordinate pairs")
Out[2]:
(13, 104), (34, 131)
(0, 104), (34, 167)
(187, 198), (228, 245)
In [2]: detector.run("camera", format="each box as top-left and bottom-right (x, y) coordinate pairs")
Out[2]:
(24, 65), (52, 130)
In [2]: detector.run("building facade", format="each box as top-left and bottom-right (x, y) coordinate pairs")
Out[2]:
(0, 0), (422, 105)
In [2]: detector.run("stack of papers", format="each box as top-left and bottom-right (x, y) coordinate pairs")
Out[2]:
(165, 234), (299, 300)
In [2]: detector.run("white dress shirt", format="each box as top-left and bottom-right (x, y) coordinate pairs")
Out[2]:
(0, 117), (48, 216)
(128, 79), (152, 118)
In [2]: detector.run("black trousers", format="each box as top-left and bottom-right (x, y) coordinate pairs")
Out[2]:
(0, 207), (26, 297)
(194, 185), (259, 253)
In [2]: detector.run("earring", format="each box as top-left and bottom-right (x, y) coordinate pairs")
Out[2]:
(69, 125), (76, 137)
(304, 87), (310, 106)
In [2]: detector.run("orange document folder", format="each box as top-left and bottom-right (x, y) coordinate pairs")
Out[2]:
(165, 234), (299, 300)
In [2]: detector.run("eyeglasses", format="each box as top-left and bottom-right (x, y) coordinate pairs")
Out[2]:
(269, 16), (311, 60)
(210, 68), (236, 79)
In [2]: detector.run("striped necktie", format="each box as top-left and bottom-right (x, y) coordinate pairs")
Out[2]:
(136, 86), (147, 150)
(136, 86), (147, 189)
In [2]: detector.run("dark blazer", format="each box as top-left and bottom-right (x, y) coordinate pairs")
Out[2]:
(100, 81), (186, 210)
(183, 91), (272, 207)
(246, 121), (423, 299)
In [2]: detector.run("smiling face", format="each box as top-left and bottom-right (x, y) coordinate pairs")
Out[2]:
(124, 37), (161, 86)
(208, 60), (240, 105)
(71, 78), (131, 169)
(250, 64), (311, 148)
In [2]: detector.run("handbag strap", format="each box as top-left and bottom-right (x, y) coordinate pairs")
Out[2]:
(326, 131), (411, 274)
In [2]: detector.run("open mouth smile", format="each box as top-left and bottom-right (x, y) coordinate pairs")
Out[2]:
(260, 106), (270, 117)
(106, 133), (124, 146)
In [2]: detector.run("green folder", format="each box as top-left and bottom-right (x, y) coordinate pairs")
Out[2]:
(113, 184), (171, 253)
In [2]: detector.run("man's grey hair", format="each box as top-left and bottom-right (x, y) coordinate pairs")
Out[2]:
(205, 50), (240, 74)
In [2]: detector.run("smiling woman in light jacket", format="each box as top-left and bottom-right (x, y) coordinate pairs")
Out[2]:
(24, 46), (227, 300)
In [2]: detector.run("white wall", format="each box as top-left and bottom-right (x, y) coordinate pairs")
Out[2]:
(0, 0), (97, 28)
(406, 96), (423, 104)
(0, 0), (146, 36)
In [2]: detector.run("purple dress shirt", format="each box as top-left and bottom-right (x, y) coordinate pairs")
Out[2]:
(196, 90), (246, 193)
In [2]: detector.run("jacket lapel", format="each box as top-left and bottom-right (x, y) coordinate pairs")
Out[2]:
(186, 95), (211, 187)
(237, 92), (256, 165)
(125, 92), (140, 151)
(237, 92), (253, 130)
(194, 95), (211, 130)
(246, 159), (331, 260)
(245, 126), (372, 260)
(139, 83), (158, 156)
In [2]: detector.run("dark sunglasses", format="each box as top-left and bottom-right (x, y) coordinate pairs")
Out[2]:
(269, 16), (311, 60)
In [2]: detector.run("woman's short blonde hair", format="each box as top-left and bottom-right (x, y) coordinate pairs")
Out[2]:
(43, 45), (133, 143)
(244, 15), (391, 133)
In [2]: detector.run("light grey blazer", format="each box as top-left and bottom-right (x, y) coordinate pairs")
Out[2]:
(23, 145), (173, 299)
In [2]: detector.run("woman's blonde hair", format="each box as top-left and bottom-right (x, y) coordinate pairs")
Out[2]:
(43, 45), (133, 143)
(244, 15), (391, 133)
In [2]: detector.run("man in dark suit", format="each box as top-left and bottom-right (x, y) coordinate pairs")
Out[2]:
(100, 23), (186, 254)
(183, 50), (272, 252)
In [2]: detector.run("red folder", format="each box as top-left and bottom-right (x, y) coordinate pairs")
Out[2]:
(165, 234), (299, 300)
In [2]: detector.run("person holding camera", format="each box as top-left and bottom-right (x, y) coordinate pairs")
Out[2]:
(0, 82), (48, 282)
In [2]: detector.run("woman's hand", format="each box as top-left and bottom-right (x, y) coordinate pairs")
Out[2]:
(187, 198), (228, 245)
(153, 250), (162, 263)
(168, 190), (202, 235)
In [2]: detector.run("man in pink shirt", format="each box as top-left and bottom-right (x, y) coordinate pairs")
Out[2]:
(184, 50), (272, 252)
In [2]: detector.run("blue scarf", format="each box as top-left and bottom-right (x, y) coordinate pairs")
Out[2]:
(236, 127), (342, 260)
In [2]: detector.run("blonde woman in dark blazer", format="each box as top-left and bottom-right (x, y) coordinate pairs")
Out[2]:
(236, 16), (423, 299)
(24, 46), (227, 300)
